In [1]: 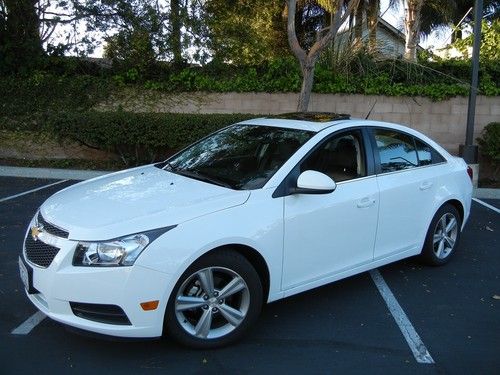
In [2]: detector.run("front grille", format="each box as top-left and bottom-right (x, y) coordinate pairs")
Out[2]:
(70, 302), (132, 325)
(38, 212), (69, 239)
(24, 234), (60, 268)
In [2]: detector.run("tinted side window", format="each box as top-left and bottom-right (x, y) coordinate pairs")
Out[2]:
(374, 129), (418, 173)
(301, 130), (366, 182)
(414, 139), (432, 166)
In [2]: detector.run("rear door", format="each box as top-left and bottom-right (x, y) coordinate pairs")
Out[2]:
(370, 127), (446, 259)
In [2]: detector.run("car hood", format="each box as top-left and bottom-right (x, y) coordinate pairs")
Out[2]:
(40, 165), (250, 240)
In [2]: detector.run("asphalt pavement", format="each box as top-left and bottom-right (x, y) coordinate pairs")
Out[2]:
(0, 176), (498, 374)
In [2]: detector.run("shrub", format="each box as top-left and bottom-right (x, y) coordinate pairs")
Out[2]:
(477, 122), (500, 172)
(42, 111), (259, 166)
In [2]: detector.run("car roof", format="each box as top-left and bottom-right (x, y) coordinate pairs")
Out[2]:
(237, 112), (352, 132)
(237, 116), (451, 161)
(239, 117), (352, 132)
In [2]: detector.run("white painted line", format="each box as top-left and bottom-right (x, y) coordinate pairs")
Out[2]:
(472, 198), (500, 214)
(369, 269), (435, 364)
(11, 311), (46, 335)
(0, 180), (68, 203)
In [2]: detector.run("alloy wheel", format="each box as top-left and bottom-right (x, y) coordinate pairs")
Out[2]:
(174, 266), (250, 339)
(432, 213), (458, 259)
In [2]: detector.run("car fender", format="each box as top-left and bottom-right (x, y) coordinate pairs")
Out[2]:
(135, 188), (284, 314)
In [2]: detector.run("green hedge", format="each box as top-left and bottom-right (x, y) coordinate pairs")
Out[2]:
(477, 122), (500, 165)
(40, 111), (259, 166)
(0, 74), (112, 117)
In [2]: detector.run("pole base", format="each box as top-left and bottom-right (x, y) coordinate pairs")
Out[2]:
(459, 144), (478, 164)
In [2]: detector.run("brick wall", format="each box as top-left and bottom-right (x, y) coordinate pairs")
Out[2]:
(108, 93), (499, 155)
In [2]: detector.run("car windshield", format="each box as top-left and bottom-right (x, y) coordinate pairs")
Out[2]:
(162, 124), (314, 190)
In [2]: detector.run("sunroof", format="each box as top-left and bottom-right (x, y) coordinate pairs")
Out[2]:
(271, 112), (351, 122)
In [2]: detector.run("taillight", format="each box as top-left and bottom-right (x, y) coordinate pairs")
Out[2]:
(467, 166), (473, 181)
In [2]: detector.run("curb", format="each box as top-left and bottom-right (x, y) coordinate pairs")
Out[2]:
(0, 166), (110, 181)
(473, 188), (500, 200)
(0, 165), (499, 200)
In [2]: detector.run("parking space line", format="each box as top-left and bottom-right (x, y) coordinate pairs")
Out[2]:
(0, 180), (68, 203)
(369, 269), (435, 364)
(11, 311), (46, 335)
(472, 198), (500, 214)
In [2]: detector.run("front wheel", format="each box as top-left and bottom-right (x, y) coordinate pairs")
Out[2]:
(164, 250), (263, 348)
(420, 204), (462, 266)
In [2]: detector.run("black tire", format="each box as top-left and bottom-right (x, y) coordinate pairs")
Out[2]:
(164, 250), (263, 349)
(420, 203), (462, 266)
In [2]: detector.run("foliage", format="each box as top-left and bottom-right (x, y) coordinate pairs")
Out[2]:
(0, 73), (112, 116)
(103, 28), (157, 76)
(137, 57), (499, 100)
(0, 0), (44, 73)
(205, 0), (288, 65)
(452, 20), (500, 62)
(33, 112), (257, 166)
(76, 0), (169, 62)
(2, 57), (499, 118)
(477, 122), (500, 166)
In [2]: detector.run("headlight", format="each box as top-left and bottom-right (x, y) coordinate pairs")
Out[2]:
(73, 226), (176, 267)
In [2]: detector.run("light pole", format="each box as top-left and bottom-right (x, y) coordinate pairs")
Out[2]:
(459, 0), (483, 164)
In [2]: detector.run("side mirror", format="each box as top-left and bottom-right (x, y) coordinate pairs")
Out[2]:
(291, 170), (336, 195)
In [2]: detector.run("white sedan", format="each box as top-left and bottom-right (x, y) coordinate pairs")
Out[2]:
(20, 113), (473, 348)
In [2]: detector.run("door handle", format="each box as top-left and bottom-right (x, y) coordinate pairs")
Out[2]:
(419, 181), (433, 191)
(357, 197), (376, 208)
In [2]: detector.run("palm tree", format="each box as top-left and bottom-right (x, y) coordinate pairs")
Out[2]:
(404, 0), (500, 61)
(403, 0), (424, 61)
(366, 0), (380, 52)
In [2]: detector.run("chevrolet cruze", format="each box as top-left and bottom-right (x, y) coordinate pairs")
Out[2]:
(19, 113), (473, 348)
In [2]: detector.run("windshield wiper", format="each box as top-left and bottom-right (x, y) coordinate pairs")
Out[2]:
(157, 161), (177, 172)
(175, 169), (233, 189)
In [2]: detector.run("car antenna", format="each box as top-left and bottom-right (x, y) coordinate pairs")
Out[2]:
(365, 100), (377, 120)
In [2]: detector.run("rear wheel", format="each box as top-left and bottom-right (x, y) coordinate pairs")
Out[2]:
(420, 204), (461, 266)
(165, 250), (262, 348)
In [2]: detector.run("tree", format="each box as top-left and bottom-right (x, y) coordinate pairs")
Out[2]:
(419, 0), (500, 42)
(287, 0), (360, 112)
(169, 0), (182, 66)
(350, 0), (381, 53)
(366, 0), (380, 52)
(452, 19), (500, 61)
(0, 0), (44, 71)
(74, 0), (169, 71)
(205, 0), (288, 65)
(403, 0), (423, 61)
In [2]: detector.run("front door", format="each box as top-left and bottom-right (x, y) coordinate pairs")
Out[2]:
(282, 129), (379, 290)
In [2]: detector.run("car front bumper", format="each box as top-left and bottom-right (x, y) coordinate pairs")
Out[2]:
(21, 236), (174, 338)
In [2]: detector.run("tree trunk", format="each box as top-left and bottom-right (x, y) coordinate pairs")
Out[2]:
(297, 62), (315, 112)
(286, 0), (359, 112)
(353, 0), (364, 48)
(367, 0), (379, 53)
(170, 0), (182, 67)
(3, 0), (43, 71)
(404, 0), (423, 62)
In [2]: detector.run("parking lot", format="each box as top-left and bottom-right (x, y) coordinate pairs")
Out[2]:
(1, 175), (498, 374)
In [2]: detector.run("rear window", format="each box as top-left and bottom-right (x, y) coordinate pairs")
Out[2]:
(374, 129), (418, 173)
(374, 129), (446, 173)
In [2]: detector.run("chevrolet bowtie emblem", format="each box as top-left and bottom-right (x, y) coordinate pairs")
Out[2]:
(31, 226), (42, 241)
